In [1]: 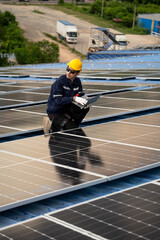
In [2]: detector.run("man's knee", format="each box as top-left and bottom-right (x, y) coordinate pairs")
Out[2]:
(51, 114), (77, 131)
(63, 119), (78, 130)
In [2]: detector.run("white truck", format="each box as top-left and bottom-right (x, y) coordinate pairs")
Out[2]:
(112, 33), (127, 45)
(56, 20), (78, 44)
(108, 33), (128, 50)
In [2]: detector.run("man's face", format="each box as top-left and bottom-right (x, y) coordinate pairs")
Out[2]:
(66, 66), (79, 82)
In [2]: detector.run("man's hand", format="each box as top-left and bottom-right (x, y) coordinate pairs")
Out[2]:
(74, 96), (88, 106)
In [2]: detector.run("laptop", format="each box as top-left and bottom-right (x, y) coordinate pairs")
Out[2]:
(72, 94), (101, 109)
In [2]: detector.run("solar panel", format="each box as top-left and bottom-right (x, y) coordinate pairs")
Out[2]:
(0, 126), (18, 136)
(1, 81), (51, 88)
(2, 83), (129, 110)
(0, 73), (29, 78)
(1, 120), (159, 211)
(95, 95), (160, 110)
(0, 85), (30, 92)
(46, 181), (160, 240)
(0, 68), (63, 77)
(1, 83), (160, 137)
(109, 91), (160, 100)
(120, 112), (160, 127)
(0, 145), (104, 211)
(0, 83), (133, 109)
(0, 80), (15, 85)
(1, 181), (159, 240)
(1, 62), (159, 82)
(82, 69), (160, 80)
(0, 50), (160, 220)
(0, 109), (44, 137)
(86, 106), (126, 120)
(0, 104), (125, 137)
(0, 99), (28, 108)
(0, 216), (94, 240)
(82, 121), (160, 149)
(144, 86), (160, 92)
(1, 92), (47, 103)
(82, 84), (132, 94)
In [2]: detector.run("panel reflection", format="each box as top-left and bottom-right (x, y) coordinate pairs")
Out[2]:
(48, 128), (103, 185)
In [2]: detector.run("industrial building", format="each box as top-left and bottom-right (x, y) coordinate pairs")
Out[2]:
(137, 13), (160, 36)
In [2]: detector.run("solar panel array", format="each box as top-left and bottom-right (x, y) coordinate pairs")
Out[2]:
(0, 52), (160, 237)
(1, 180), (159, 240)
(0, 80), (134, 137)
(1, 78), (160, 138)
(0, 51), (160, 84)
(1, 109), (160, 211)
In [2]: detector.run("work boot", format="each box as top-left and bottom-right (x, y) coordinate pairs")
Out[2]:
(43, 116), (52, 135)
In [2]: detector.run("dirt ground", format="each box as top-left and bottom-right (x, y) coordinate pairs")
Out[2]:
(0, 3), (159, 62)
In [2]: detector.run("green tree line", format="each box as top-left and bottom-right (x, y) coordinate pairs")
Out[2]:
(1, 1), (160, 66)
(0, 11), (59, 66)
(89, 0), (160, 28)
(122, 0), (159, 4)
(61, 0), (160, 29)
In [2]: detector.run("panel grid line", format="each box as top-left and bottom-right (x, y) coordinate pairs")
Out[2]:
(59, 131), (160, 152)
(0, 150), (106, 178)
(44, 215), (108, 240)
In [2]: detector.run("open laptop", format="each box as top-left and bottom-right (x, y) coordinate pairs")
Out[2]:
(72, 94), (101, 109)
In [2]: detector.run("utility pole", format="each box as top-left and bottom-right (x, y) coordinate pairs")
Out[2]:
(101, 0), (105, 19)
(132, 3), (136, 29)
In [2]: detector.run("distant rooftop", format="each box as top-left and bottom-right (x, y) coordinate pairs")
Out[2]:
(138, 13), (160, 21)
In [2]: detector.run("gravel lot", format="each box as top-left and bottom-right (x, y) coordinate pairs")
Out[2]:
(0, 3), (159, 62)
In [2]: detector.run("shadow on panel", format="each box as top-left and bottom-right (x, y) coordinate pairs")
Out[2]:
(48, 128), (103, 185)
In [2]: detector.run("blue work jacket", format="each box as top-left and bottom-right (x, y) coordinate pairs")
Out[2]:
(47, 75), (84, 114)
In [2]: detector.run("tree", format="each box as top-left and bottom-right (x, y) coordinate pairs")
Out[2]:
(14, 40), (59, 65)
(58, 0), (64, 4)
(0, 10), (59, 66)
(0, 10), (16, 28)
(0, 54), (9, 66)
(0, 11), (21, 65)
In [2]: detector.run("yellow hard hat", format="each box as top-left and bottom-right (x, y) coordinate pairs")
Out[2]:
(67, 59), (82, 71)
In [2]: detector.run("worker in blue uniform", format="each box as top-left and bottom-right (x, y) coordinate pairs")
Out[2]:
(43, 59), (90, 134)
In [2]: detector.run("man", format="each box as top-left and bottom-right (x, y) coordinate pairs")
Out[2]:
(43, 59), (89, 134)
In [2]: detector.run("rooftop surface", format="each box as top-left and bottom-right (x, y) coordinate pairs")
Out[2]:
(0, 50), (160, 239)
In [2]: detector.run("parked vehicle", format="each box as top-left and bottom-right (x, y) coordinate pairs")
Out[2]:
(112, 33), (127, 45)
(56, 20), (78, 44)
(88, 27), (128, 52)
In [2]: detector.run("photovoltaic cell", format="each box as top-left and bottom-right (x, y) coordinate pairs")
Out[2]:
(1, 109), (45, 133)
(82, 84), (132, 94)
(0, 85), (30, 92)
(0, 81), (51, 88)
(0, 216), (94, 240)
(86, 106), (126, 120)
(120, 112), (160, 127)
(0, 99), (28, 107)
(1, 181), (159, 239)
(1, 121), (159, 210)
(0, 147), (103, 211)
(0, 126), (19, 136)
(47, 181), (160, 240)
(82, 121), (160, 149)
(0, 56), (160, 219)
(109, 91), (160, 100)
(0, 83), (51, 94)
(1, 84), (160, 137)
(0, 100), (125, 137)
(1, 92), (48, 102)
(95, 95), (160, 110)
(0, 83), (133, 109)
(144, 86), (160, 92)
